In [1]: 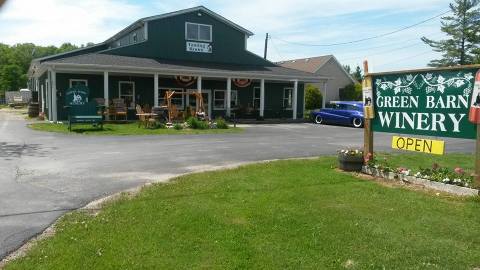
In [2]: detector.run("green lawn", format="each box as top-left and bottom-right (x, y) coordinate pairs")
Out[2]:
(5, 155), (480, 269)
(28, 122), (242, 135)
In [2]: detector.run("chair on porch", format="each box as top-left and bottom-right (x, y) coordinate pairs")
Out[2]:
(112, 98), (128, 121)
(136, 104), (147, 128)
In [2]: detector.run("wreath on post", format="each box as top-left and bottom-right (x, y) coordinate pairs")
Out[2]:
(175, 76), (197, 87)
(233, 78), (252, 88)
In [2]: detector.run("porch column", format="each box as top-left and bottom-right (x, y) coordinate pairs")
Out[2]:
(322, 80), (327, 108)
(260, 79), (265, 118)
(46, 72), (51, 120)
(154, 73), (159, 107)
(197, 76), (202, 93)
(104, 71), (109, 120)
(292, 79), (298, 120)
(41, 84), (45, 113)
(226, 77), (231, 118)
(50, 69), (58, 122)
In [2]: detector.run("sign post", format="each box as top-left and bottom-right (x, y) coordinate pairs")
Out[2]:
(363, 60), (374, 162)
(469, 70), (480, 188)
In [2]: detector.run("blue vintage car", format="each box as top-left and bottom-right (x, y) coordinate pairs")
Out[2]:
(311, 101), (364, 128)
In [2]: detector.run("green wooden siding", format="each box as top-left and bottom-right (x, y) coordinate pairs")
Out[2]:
(103, 11), (272, 66)
(54, 74), (304, 121)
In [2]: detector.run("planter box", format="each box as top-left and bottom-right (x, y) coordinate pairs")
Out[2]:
(362, 166), (479, 197)
(338, 155), (364, 172)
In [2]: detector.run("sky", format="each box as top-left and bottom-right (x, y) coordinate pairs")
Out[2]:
(0, 0), (453, 73)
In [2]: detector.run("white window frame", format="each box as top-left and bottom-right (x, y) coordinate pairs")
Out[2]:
(253, 87), (261, 109)
(283, 87), (293, 110)
(118, 81), (135, 109)
(214, 89), (226, 110)
(230, 90), (238, 109)
(132, 33), (137, 43)
(158, 87), (184, 109)
(185, 22), (212, 42)
(69, 79), (88, 88)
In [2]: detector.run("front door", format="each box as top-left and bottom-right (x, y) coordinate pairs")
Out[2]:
(186, 89), (211, 118)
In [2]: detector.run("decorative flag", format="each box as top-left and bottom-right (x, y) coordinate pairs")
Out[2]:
(362, 76), (374, 119)
(232, 79), (252, 88)
(468, 70), (480, 124)
(175, 76), (197, 87)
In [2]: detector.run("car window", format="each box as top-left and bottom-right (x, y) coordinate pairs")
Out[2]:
(325, 103), (336, 109)
(346, 105), (361, 111)
(337, 104), (347, 110)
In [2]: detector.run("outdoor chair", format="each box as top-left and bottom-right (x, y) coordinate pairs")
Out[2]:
(113, 98), (128, 121)
(136, 104), (147, 127)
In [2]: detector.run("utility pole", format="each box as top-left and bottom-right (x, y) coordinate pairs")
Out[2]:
(264, 33), (269, 59)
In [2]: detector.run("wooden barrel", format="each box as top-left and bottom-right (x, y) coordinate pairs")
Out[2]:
(28, 102), (39, 118)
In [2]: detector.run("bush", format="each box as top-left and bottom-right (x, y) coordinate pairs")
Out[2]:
(173, 123), (183, 130)
(339, 83), (362, 101)
(305, 84), (323, 110)
(186, 117), (209, 130)
(215, 117), (229, 129)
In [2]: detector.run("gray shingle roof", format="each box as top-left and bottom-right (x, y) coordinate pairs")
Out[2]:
(277, 55), (334, 73)
(44, 53), (327, 81)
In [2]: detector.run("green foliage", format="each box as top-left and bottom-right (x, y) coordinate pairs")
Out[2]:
(422, 0), (480, 66)
(352, 65), (363, 82)
(186, 117), (209, 129)
(339, 83), (362, 101)
(304, 84), (323, 109)
(0, 42), (82, 93)
(215, 117), (229, 129)
(173, 123), (183, 130)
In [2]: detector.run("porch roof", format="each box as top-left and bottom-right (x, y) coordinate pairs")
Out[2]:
(39, 53), (329, 82)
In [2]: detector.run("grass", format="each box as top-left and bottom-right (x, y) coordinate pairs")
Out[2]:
(28, 122), (242, 136)
(5, 155), (480, 270)
(374, 152), (474, 174)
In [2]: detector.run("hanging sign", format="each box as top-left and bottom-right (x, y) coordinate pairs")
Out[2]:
(186, 42), (212, 53)
(175, 76), (197, 87)
(232, 79), (252, 88)
(391, 136), (445, 155)
(64, 85), (89, 106)
(372, 68), (479, 139)
(362, 76), (374, 119)
(468, 70), (480, 124)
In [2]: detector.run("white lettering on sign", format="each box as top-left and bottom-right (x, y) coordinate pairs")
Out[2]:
(186, 42), (212, 53)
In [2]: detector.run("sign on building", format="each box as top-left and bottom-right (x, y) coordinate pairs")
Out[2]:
(186, 42), (212, 53)
(65, 85), (89, 106)
(372, 68), (480, 139)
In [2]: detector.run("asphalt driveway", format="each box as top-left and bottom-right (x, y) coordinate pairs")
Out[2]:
(0, 109), (474, 260)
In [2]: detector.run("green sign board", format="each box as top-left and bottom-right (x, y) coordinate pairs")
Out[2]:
(372, 68), (479, 139)
(64, 85), (89, 106)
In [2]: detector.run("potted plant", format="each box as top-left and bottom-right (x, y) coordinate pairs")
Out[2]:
(338, 148), (364, 172)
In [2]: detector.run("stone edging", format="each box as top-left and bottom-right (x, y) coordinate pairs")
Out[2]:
(362, 166), (479, 197)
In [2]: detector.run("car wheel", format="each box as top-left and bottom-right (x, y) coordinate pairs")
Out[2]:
(314, 115), (323, 124)
(352, 118), (363, 128)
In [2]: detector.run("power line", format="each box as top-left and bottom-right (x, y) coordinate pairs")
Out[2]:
(271, 10), (450, 47)
(375, 49), (434, 69)
(338, 41), (427, 62)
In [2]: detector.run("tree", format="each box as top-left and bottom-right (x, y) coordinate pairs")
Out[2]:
(0, 64), (26, 92)
(352, 65), (363, 82)
(339, 83), (362, 101)
(305, 84), (323, 110)
(343, 65), (351, 74)
(422, 0), (480, 66)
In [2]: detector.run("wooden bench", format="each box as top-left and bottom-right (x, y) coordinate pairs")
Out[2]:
(65, 101), (104, 131)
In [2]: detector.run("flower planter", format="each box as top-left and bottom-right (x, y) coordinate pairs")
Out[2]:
(338, 154), (364, 172)
(362, 166), (479, 197)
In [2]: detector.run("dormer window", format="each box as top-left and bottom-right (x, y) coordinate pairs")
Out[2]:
(186, 22), (212, 42)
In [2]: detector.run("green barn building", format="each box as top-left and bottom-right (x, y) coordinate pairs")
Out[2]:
(28, 6), (327, 122)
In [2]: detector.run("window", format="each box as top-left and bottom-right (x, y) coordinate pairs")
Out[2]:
(283, 88), (293, 109)
(186, 22), (212, 42)
(119, 81), (135, 109)
(213, 90), (238, 110)
(158, 88), (184, 109)
(69, 79), (88, 87)
(132, 33), (137, 43)
(214, 90), (225, 110)
(253, 87), (261, 109)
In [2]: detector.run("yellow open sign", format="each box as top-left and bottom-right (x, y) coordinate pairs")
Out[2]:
(391, 136), (445, 155)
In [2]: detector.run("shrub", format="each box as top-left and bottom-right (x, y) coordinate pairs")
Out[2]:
(186, 117), (208, 129)
(215, 117), (229, 129)
(339, 83), (362, 101)
(305, 84), (323, 109)
(173, 123), (183, 130)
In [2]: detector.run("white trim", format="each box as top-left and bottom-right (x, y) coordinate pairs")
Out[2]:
(69, 79), (88, 88)
(154, 73), (159, 107)
(292, 80), (298, 120)
(144, 21), (148, 40)
(283, 87), (293, 110)
(226, 78), (231, 117)
(197, 76), (202, 93)
(260, 79), (265, 117)
(118, 81), (135, 109)
(41, 84), (45, 113)
(185, 22), (212, 42)
(50, 69), (58, 122)
(104, 71), (109, 117)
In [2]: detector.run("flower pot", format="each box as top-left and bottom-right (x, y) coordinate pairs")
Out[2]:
(338, 154), (364, 172)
